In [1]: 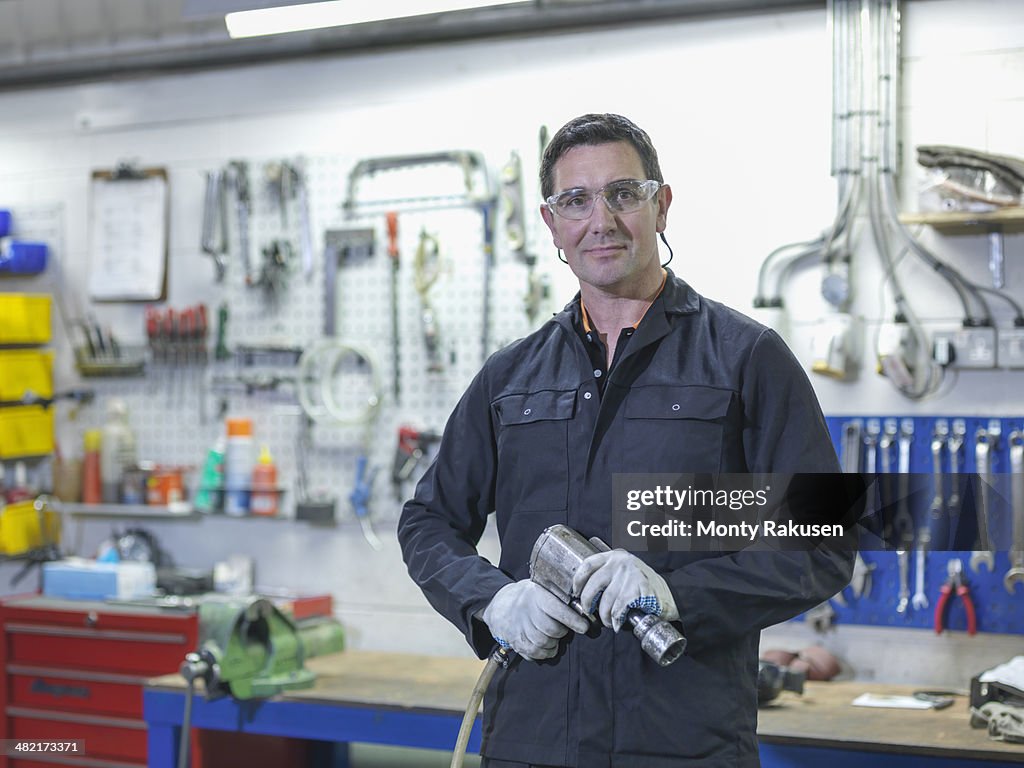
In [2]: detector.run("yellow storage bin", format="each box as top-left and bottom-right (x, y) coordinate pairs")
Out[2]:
(0, 350), (54, 400)
(0, 405), (54, 458)
(0, 498), (60, 555)
(0, 500), (42, 554)
(0, 293), (51, 344)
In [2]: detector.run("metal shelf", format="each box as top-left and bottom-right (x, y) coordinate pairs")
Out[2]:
(57, 502), (198, 519)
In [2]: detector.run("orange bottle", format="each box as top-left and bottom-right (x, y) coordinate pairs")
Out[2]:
(82, 430), (103, 505)
(250, 445), (278, 517)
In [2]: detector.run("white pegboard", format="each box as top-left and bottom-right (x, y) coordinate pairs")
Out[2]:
(71, 150), (556, 529)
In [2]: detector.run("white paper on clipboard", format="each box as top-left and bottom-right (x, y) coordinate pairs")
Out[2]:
(88, 172), (168, 302)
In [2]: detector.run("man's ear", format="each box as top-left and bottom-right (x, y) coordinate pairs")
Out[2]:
(540, 204), (563, 249)
(655, 184), (673, 234)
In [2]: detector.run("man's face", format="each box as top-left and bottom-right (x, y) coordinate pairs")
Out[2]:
(541, 141), (671, 295)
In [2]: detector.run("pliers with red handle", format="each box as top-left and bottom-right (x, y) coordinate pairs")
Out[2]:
(934, 558), (977, 635)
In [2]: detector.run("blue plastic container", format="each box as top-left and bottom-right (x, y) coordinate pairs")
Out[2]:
(0, 240), (48, 274)
(0, 210), (10, 237)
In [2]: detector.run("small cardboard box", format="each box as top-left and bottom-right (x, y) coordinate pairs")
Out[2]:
(43, 558), (156, 601)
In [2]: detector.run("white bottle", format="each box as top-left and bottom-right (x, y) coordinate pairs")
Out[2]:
(223, 417), (255, 516)
(100, 398), (137, 503)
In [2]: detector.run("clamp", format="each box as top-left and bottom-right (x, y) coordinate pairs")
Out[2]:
(934, 558), (977, 636)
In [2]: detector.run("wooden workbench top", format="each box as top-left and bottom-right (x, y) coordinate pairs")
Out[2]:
(148, 651), (1024, 761)
(759, 679), (1022, 761)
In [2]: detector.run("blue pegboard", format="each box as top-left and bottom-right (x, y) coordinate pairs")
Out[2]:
(818, 415), (1024, 635)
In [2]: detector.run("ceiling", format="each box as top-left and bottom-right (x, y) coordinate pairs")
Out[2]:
(0, 0), (821, 91)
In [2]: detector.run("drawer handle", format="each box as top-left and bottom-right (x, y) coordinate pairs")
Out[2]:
(6, 704), (146, 729)
(6, 623), (186, 645)
(8, 663), (148, 685)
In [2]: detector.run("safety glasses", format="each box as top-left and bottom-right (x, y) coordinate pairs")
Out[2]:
(545, 179), (662, 220)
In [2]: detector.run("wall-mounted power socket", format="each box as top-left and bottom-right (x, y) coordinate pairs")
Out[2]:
(932, 327), (997, 369)
(998, 328), (1024, 369)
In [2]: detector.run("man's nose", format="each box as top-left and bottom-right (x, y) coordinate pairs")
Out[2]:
(588, 196), (618, 231)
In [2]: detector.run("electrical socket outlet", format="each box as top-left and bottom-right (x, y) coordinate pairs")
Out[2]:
(998, 328), (1024, 369)
(932, 327), (997, 369)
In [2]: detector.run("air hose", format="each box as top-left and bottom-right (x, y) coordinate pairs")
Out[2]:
(450, 646), (511, 768)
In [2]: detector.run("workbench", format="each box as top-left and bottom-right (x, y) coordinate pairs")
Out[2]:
(143, 651), (1024, 768)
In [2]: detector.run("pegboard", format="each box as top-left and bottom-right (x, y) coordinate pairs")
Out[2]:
(823, 415), (1024, 635)
(64, 151), (554, 532)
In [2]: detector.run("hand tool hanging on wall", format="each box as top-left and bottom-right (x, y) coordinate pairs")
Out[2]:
(228, 160), (254, 285)
(934, 558), (977, 635)
(501, 150), (548, 326)
(215, 302), (231, 361)
(178, 308), (193, 407)
(832, 552), (875, 607)
(295, 161), (315, 281)
(196, 303), (209, 424)
(895, 419), (915, 615)
(946, 419), (966, 548)
(265, 160), (296, 230)
(864, 419), (880, 474)
(1005, 430), (1024, 594)
(840, 419), (862, 473)
(878, 419), (896, 546)
(386, 211), (401, 402)
(414, 228), (444, 372)
(342, 151), (491, 213)
(265, 159), (315, 281)
(391, 425), (441, 501)
(922, 419), (948, 577)
(971, 425), (998, 574)
(323, 228), (375, 337)
(145, 306), (164, 393)
(255, 239), (294, 305)
(480, 199), (495, 364)
(349, 454), (382, 551)
(165, 307), (178, 406)
(200, 169), (228, 282)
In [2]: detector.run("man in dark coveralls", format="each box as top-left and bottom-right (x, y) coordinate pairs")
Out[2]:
(398, 113), (854, 768)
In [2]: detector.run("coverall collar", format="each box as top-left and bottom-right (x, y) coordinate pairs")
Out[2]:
(559, 266), (700, 320)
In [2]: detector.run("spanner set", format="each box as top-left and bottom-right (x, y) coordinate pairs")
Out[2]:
(823, 415), (1024, 635)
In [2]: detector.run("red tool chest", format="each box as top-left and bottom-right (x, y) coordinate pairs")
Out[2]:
(0, 594), (198, 768)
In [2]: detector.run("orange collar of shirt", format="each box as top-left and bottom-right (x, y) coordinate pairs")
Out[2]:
(580, 269), (668, 335)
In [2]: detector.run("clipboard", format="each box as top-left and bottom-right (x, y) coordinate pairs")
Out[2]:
(87, 163), (169, 302)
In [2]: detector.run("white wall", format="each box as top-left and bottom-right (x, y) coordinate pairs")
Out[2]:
(1, 0), (1023, 681)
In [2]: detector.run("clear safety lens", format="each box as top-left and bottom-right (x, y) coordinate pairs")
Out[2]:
(547, 179), (662, 220)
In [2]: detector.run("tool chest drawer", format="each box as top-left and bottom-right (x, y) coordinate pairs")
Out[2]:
(8, 707), (147, 762)
(9, 665), (145, 718)
(5, 621), (190, 675)
(0, 596), (197, 768)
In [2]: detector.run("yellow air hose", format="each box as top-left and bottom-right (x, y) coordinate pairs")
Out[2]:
(450, 646), (511, 768)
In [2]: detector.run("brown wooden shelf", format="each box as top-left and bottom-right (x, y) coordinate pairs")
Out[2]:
(899, 207), (1024, 235)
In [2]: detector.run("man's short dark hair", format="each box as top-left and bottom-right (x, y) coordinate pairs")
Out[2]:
(540, 113), (664, 199)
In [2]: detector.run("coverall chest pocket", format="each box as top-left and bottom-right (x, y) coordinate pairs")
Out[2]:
(623, 385), (733, 474)
(492, 390), (576, 513)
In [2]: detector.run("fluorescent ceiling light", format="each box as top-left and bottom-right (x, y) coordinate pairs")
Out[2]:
(225, 0), (527, 39)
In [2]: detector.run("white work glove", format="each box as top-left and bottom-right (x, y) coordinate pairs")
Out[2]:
(480, 579), (589, 660)
(573, 550), (679, 633)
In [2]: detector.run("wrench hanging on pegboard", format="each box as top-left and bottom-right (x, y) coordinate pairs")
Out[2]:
(821, 414), (1024, 635)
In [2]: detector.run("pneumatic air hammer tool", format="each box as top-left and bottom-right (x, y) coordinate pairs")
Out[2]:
(450, 525), (687, 768)
(530, 524), (687, 666)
